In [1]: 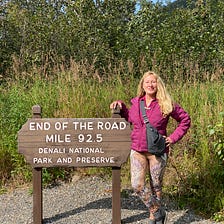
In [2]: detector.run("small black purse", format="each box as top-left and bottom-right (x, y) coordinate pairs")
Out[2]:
(140, 100), (166, 156)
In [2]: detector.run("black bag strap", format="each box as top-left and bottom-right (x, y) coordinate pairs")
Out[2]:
(140, 99), (154, 129)
(140, 99), (166, 156)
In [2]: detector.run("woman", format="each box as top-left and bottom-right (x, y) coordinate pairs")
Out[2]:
(110, 71), (191, 224)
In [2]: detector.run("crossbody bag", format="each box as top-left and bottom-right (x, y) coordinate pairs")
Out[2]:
(140, 100), (166, 156)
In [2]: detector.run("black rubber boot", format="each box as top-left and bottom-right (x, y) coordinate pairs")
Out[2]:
(156, 211), (167, 224)
(154, 207), (167, 224)
(149, 219), (156, 224)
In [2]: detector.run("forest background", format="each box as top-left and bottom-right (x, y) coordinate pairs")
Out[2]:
(0, 0), (224, 221)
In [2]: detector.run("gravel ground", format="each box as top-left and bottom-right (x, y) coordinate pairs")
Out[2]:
(0, 176), (221, 224)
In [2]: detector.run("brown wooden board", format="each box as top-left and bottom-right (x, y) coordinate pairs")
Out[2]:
(18, 118), (131, 168)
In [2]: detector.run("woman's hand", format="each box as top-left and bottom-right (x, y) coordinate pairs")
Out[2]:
(165, 137), (173, 147)
(110, 101), (122, 109)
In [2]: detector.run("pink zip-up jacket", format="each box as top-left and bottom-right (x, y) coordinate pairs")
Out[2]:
(119, 96), (191, 153)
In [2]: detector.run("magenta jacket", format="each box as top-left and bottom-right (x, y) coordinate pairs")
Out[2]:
(119, 96), (191, 153)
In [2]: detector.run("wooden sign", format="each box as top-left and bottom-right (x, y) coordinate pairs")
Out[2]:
(18, 118), (131, 168)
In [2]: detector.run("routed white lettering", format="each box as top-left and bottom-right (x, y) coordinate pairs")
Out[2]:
(73, 122), (93, 130)
(45, 134), (71, 143)
(54, 121), (68, 130)
(119, 121), (126, 130)
(29, 122), (51, 130)
(69, 147), (104, 154)
(57, 157), (72, 163)
(33, 157), (52, 164)
(75, 156), (115, 163)
(97, 121), (103, 130)
(97, 121), (126, 130)
(39, 148), (66, 154)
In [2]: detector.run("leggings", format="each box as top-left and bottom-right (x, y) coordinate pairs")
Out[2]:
(130, 150), (167, 209)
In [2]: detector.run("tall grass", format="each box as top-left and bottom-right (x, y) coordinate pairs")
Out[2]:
(164, 81), (224, 219)
(0, 61), (223, 220)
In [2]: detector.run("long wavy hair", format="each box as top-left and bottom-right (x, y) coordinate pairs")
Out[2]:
(137, 71), (174, 116)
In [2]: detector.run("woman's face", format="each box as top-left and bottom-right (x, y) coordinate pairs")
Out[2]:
(143, 74), (158, 97)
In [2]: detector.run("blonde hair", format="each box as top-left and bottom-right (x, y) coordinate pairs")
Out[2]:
(137, 71), (173, 116)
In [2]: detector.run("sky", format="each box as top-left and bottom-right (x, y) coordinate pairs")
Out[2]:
(151, 0), (176, 4)
(135, 0), (176, 11)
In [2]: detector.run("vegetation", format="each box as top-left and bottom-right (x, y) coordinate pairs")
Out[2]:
(1, 0), (224, 81)
(0, 0), (224, 221)
(1, 63), (224, 220)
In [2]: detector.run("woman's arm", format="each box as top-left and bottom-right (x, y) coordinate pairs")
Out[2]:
(110, 100), (129, 121)
(168, 104), (191, 144)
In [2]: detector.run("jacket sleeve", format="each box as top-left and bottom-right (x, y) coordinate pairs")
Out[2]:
(168, 104), (191, 144)
(115, 100), (130, 121)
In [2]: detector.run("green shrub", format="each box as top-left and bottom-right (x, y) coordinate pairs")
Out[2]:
(209, 112), (224, 163)
(0, 66), (224, 220)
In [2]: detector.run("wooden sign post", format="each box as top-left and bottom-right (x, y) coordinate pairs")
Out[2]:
(18, 105), (131, 224)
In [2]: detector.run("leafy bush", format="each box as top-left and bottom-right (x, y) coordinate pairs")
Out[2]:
(209, 112), (224, 163)
(1, 0), (224, 80)
(0, 63), (224, 220)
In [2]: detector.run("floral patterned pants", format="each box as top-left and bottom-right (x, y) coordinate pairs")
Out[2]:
(130, 150), (167, 210)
